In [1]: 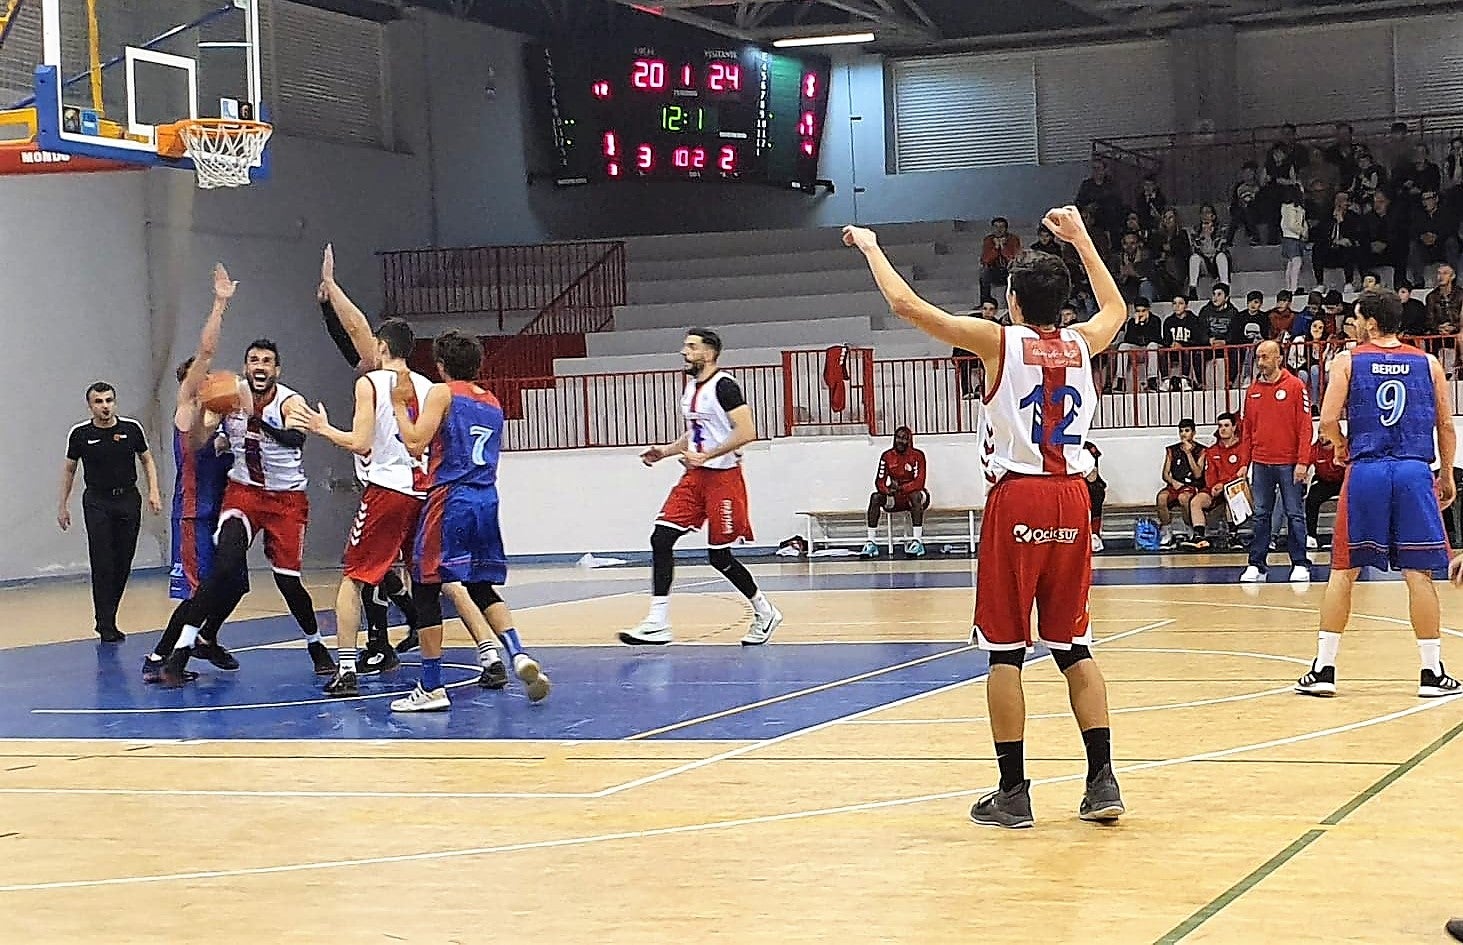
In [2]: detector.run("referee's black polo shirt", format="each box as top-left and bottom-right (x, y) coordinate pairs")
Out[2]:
(67, 419), (148, 494)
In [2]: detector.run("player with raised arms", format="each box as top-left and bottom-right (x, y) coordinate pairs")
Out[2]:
(845, 206), (1130, 828)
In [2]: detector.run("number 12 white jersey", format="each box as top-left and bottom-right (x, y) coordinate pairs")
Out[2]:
(982, 325), (1098, 484)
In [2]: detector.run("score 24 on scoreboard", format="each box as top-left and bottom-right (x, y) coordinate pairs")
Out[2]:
(532, 42), (832, 188)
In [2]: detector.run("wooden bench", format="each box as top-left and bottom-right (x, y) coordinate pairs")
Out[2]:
(798, 507), (981, 555)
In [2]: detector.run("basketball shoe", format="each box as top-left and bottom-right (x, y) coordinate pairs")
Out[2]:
(1420, 665), (1462, 698)
(513, 653), (551, 703)
(619, 620), (673, 645)
(357, 645), (400, 676)
(324, 670), (359, 697)
(1079, 764), (1125, 822)
(740, 606), (783, 646)
(1445, 917), (1462, 942)
(1295, 662), (1337, 697)
(391, 682), (450, 712)
(308, 641), (337, 676)
(969, 781), (1034, 829)
(192, 639), (239, 672)
(479, 659), (509, 689)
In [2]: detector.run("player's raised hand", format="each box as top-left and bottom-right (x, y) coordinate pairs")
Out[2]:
(284, 400), (328, 434)
(842, 225), (878, 252)
(1041, 206), (1088, 244)
(213, 263), (238, 301)
(321, 243), (336, 287)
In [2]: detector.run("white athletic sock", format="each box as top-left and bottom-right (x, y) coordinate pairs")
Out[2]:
(340, 650), (357, 674)
(1315, 631), (1342, 669)
(750, 591), (775, 617)
(476, 639), (501, 666)
(1419, 638), (1442, 675)
(867, 527), (877, 542)
(177, 624), (203, 650)
(648, 596), (670, 626)
(913, 526), (924, 540)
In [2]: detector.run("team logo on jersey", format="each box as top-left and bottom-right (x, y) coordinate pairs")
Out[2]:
(1022, 337), (1082, 368)
(1012, 523), (1080, 544)
(1275, 389), (1287, 401)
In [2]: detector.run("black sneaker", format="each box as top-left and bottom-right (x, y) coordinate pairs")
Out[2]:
(160, 649), (198, 687)
(308, 641), (336, 676)
(357, 646), (400, 677)
(96, 625), (125, 643)
(395, 629), (421, 654)
(1420, 664), (1463, 698)
(969, 781), (1034, 829)
(324, 670), (359, 697)
(1446, 917), (1463, 942)
(479, 660), (509, 690)
(141, 656), (189, 684)
(192, 640), (240, 672)
(1079, 764), (1125, 822)
(1295, 662), (1337, 697)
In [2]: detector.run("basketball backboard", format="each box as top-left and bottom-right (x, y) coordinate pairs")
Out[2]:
(0, 0), (269, 183)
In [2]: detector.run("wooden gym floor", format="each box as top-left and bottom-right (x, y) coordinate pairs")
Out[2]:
(1, 556), (1461, 943)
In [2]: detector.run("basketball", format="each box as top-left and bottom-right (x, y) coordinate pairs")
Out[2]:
(200, 371), (242, 415)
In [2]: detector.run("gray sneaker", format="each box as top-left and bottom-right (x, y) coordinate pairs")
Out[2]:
(1079, 764), (1125, 822)
(969, 781), (1034, 829)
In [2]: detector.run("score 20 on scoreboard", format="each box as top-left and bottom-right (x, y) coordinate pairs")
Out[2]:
(532, 43), (831, 188)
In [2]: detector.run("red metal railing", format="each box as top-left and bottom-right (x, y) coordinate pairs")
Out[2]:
(484, 336), (1463, 452)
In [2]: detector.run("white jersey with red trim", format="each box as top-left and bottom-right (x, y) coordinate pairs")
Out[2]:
(982, 325), (1098, 484)
(224, 382), (308, 492)
(360, 368), (433, 497)
(681, 370), (742, 471)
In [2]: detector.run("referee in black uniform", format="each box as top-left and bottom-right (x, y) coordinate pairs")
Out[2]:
(58, 382), (162, 642)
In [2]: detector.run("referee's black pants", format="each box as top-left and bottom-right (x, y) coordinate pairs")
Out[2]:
(82, 487), (142, 634)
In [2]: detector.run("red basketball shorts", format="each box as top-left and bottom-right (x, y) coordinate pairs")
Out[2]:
(342, 484), (422, 585)
(880, 489), (928, 513)
(1159, 485), (1199, 508)
(656, 466), (753, 548)
(218, 482), (310, 576)
(972, 474), (1094, 652)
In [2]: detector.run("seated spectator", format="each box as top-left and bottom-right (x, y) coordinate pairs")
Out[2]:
(1059, 301), (1082, 328)
(1182, 412), (1244, 552)
(1275, 122), (1311, 170)
(1291, 289), (1325, 337)
(1398, 280), (1430, 338)
(1309, 290), (1344, 339)
(1269, 289), (1297, 340)
(1321, 122), (1359, 184)
(1409, 191), (1457, 286)
(1083, 441), (1106, 553)
(1114, 297), (1164, 392)
(1030, 225), (1062, 258)
(1305, 435), (1346, 549)
(1228, 291), (1272, 383)
(1360, 190), (1405, 287)
(1360, 273), (1381, 292)
(1136, 176), (1169, 231)
(979, 216), (1021, 301)
(1286, 316), (1332, 406)
(1199, 282), (1241, 388)
(1148, 207), (1192, 300)
(1162, 295), (1209, 390)
(1188, 204), (1232, 296)
(1121, 210), (1151, 244)
(1310, 190), (1362, 291)
(951, 302), (996, 399)
(1228, 162), (1269, 245)
(1394, 144), (1442, 209)
(1376, 121), (1414, 176)
(1425, 263), (1461, 375)
(1113, 231), (1157, 303)
(1348, 148), (1386, 207)
(1156, 418), (1206, 547)
(863, 426), (928, 558)
(1279, 186), (1308, 294)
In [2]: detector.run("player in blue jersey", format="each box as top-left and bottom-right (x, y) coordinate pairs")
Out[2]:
(1296, 288), (1462, 699)
(386, 330), (550, 711)
(145, 264), (251, 682)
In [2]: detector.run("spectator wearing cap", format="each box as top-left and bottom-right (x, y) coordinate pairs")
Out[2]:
(1187, 203), (1232, 297)
(1113, 297), (1164, 392)
(1228, 291), (1272, 384)
(979, 216), (1022, 302)
(1409, 190), (1457, 286)
(1269, 290), (1297, 340)
(1309, 190), (1362, 292)
(1398, 280), (1431, 337)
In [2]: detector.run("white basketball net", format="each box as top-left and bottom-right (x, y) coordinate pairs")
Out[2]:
(179, 121), (273, 189)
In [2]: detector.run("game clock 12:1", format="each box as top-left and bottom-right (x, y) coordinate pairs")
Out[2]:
(531, 42), (831, 188)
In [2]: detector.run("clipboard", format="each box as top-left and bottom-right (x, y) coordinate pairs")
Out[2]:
(1224, 477), (1254, 524)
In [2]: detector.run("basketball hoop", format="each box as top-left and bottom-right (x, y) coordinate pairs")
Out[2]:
(157, 119), (272, 189)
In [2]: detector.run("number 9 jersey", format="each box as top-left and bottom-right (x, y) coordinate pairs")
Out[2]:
(1346, 342), (1436, 464)
(982, 325), (1099, 484)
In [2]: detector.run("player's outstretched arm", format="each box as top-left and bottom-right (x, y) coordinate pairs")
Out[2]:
(641, 432), (690, 466)
(1318, 351), (1352, 462)
(286, 375), (375, 455)
(1048, 207), (1125, 354)
(175, 264), (237, 434)
(843, 225), (1000, 363)
(392, 366), (448, 455)
(1430, 353), (1457, 510)
(321, 244), (379, 372)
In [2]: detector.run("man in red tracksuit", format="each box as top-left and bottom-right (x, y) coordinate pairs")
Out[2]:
(864, 426), (930, 558)
(1240, 340), (1315, 582)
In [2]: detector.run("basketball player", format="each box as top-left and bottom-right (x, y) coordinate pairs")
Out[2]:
(618, 328), (783, 646)
(158, 339), (332, 685)
(317, 244), (427, 663)
(1295, 288), (1461, 698)
(845, 206), (1130, 828)
(145, 264), (250, 681)
(387, 331), (550, 711)
(287, 316), (510, 696)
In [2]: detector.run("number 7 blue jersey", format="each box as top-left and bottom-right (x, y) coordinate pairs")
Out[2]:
(1347, 342), (1436, 464)
(425, 381), (504, 488)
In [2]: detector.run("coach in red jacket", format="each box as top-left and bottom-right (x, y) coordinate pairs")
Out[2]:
(864, 426), (929, 558)
(1239, 340), (1314, 582)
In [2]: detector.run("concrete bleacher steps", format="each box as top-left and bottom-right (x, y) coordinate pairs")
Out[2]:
(588, 316), (878, 358)
(626, 264), (926, 306)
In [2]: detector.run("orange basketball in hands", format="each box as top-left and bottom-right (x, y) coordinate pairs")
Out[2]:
(200, 371), (242, 415)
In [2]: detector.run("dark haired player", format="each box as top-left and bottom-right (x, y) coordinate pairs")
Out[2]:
(618, 328), (783, 647)
(846, 207), (1130, 828)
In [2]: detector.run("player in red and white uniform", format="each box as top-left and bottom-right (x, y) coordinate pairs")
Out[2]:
(618, 328), (783, 647)
(846, 206), (1130, 829)
(159, 339), (332, 684)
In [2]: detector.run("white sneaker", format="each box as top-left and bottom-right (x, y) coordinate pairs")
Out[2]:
(741, 607), (783, 646)
(390, 682), (450, 712)
(860, 541), (880, 558)
(1305, 535), (1318, 550)
(512, 653), (551, 703)
(1290, 565), (1311, 583)
(618, 620), (673, 646)
(1239, 566), (1264, 583)
(905, 539), (926, 557)
(1091, 534), (1105, 553)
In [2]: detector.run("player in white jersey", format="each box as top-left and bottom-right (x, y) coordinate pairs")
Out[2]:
(160, 339), (331, 684)
(619, 328), (783, 646)
(846, 207), (1130, 829)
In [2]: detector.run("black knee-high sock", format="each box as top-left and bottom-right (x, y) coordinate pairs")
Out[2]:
(361, 584), (389, 649)
(378, 570), (419, 630)
(995, 740), (1025, 790)
(273, 573), (318, 636)
(199, 586), (246, 646)
(650, 525), (680, 597)
(165, 520), (251, 657)
(1082, 727), (1112, 781)
(153, 600), (191, 659)
(708, 549), (758, 599)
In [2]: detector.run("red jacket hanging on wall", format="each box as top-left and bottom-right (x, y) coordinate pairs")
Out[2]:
(824, 345), (849, 413)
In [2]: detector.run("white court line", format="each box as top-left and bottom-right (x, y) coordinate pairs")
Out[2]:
(849, 686), (1295, 725)
(3, 683), (1454, 894)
